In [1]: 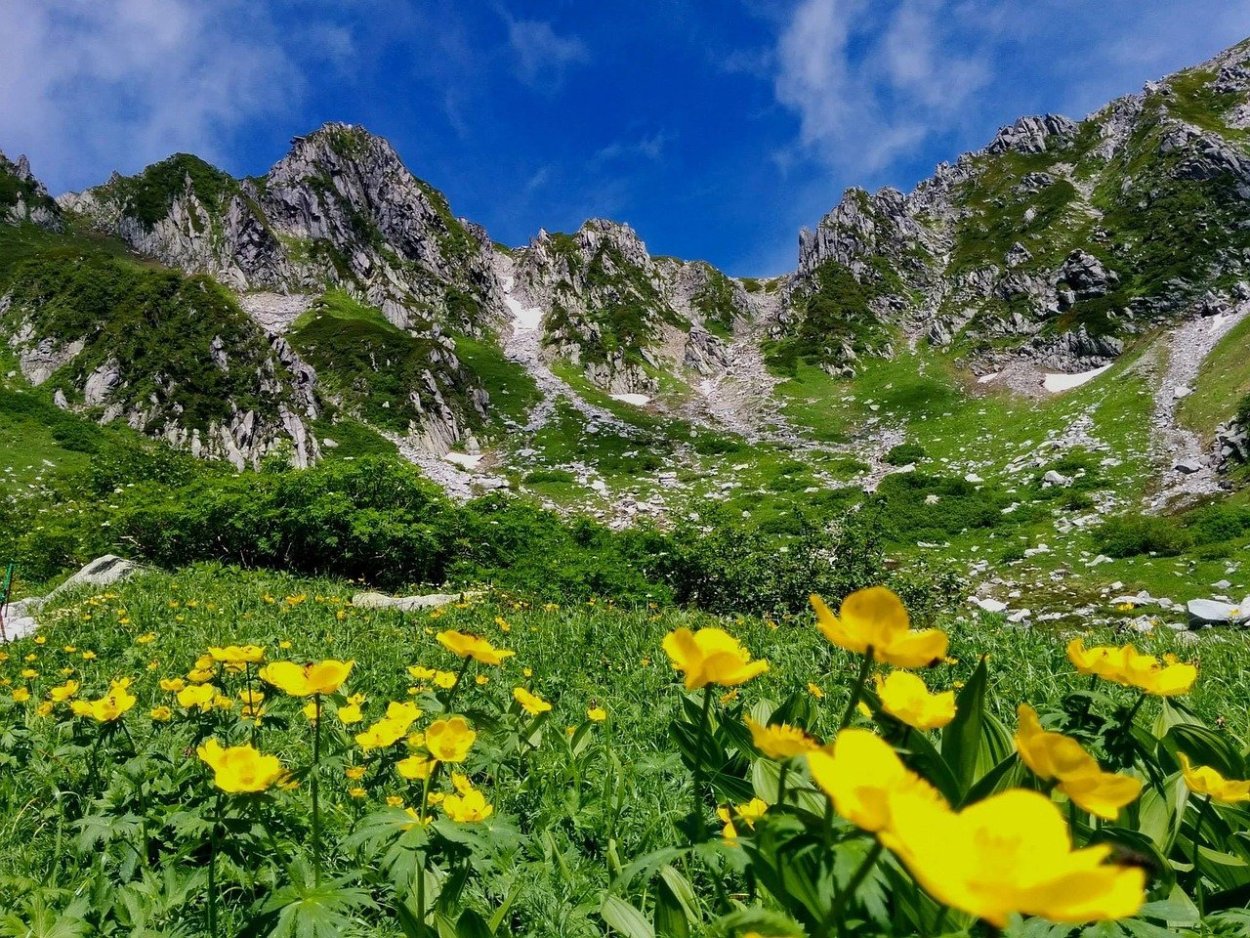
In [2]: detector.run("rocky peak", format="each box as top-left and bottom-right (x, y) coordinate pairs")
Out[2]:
(0, 150), (62, 230)
(985, 115), (1079, 156)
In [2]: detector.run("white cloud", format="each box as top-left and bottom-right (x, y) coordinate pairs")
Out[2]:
(0, 0), (301, 192)
(593, 131), (671, 165)
(773, 0), (989, 173)
(507, 19), (590, 90)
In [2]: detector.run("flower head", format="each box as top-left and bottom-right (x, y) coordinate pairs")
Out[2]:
(812, 588), (947, 669)
(587, 706), (607, 723)
(1015, 705), (1141, 820)
(1179, 754), (1250, 804)
(208, 645), (264, 664)
(197, 738), (285, 794)
(260, 659), (353, 697)
(513, 687), (552, 716)
(48, 680), (80, 703)
(745, 716), (819, 759)
(177, 684), (218, 712)
(660, 627), (769, 690)
(70, 679), (137, 723)
(874, 671), (957, 731)
(881, 789), (1145, 927)
(426, 716), (476, 763)
(806, 728), (944, 833)
(396, 754), (435, 780)
(443, 787), (493, 823)
(436, 630), (514, 665)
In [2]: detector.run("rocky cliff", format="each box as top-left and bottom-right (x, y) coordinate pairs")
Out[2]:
(0, 151), (62, 230)
(790, 39), (1250, 375)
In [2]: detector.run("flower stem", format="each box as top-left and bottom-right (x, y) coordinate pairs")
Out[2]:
(829, 839), (884, 933)
(839, 653), (873, 731)
(776, 761), (790, 807)
(311, 693), (322, 886)
(691, 686), (714, 842)
(1194, 795), (1212, 916)
(208, 792), (221, 938)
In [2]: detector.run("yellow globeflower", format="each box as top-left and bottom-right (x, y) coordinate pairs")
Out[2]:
(260, 659), (354, 697)
(716, 797), (769, 843)
(150, 706), (173, 722)
(1015, 705), (1141, 820)
(338, 694), (365, 725)
(407, 665), (436, 681)
(811, 587), (948, 669)
(587, 706), (607, 723)
(806, 728), (944, 833)
(660, 628), (770, 690)
(874, 671), (957, 731)
(745, 716), (819, 758)
(396, 754), (435, 780)
(160, 677), (186, 693)
(882, 788), (1145, 927)
(443, 787), (493, 822)
(1179, 754), (1250, 803)
(11, 688), (30, 703)
(71, 679), (138, 723)
(436, 630), (515, 665)
(513, 687), (552, 716)
(48, 680), (80, 703)
(354, 719), (403, 751)
(345, 765), (366, 781)
(1118, 648), (1197, 697)
(208, 645), (265, 664)
(177, 684), (218, 712)
(426, 716), (477, 763)
(433, 671), (458, 689)
(197, 739), (286, 794)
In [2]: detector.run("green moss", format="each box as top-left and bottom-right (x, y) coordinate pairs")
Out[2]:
(764, 260), (889, 374)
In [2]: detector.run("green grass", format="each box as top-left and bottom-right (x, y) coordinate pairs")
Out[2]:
(452, 335), (541, 430)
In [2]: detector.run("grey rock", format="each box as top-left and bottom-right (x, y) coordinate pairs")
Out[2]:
(1187, 598), (1250, 626)
(48, 555), (146, 599)
(351, 590), (484, 612)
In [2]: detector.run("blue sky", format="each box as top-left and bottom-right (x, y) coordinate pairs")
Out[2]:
(3, 1), (1250, 276)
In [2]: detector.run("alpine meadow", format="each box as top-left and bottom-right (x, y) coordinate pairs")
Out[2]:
(7, 12), (1250, 938)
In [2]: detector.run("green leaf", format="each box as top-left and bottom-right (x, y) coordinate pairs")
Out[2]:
(600, 896), (656, 938)
(941, 657), (989, 795)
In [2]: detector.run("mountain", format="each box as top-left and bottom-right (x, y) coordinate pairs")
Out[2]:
(2, 41), (1250, 510)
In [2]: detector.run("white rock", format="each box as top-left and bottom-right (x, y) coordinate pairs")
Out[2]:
(351, 590), (481, 612)
(965, 473), (984, 484)
(972, 597), (1008, 613)
(1187, 599), (1250, 626)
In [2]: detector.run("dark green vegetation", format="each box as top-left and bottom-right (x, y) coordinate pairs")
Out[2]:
(0, 225), (283, 432)
(95, 153), (238, 229)
(0, 154), (59, 218)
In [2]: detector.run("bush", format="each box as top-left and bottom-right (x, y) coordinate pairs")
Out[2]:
(884, 443), (926, 466)
(522, 469), (576, 484)
(1185, 501), (1250, 545)
(1094, 514), (1193, 558)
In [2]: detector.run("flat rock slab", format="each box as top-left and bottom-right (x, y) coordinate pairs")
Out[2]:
(352, 590), (483, 612)
(1188, 598), (1250, 626)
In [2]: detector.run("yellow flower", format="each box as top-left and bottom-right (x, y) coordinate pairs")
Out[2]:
(1179, 754), (1250, 803)
(407, 665), (436, 681)
(187, 668), (215, 683)
(34, 636), (46, 646)
(177, 684), (218, 711)
(513, 687), (552, 716)
(396, 754), (435, 780)
(474, 674), (490, 686)
(48, 680), (80, 703)
(426, 716), (476, 763)
(660, 627), (770, 690)
(136, 632), (157, 645)
(11, 688), (30, 703)
(71, 680), (138, 723)
(344, 765), (366, 781)
(874, 671), (957, 731)
(806, 682), (825, 699)
(806, 728), (944, 833)
(208, 644), (265, 664)
(443, 787), (493, 822)
(811, 587), (948, 669)
(20, 669), (38, 679)
(433, 670), (458, 689)
(348, 786), (367, 799)
(716, 797), (769, 843)
(745, 716), (819, 758)
(881, 788), (1145, 927)
(150, 706), (173, 721)
(338, 693), (365, 724)
(436, 630), (515, 665)
(386, 795), (405, 808)
(36, 701), (53, 717)
(303, 700), (322, 723)
(160, 677), (186, 693)
(587, 706), (607, 723)
(260, 659), (354, 696)
(197, 738), (285, 793)
(1118, 646), (1197, 697)
(1015, 705), (1141, 820)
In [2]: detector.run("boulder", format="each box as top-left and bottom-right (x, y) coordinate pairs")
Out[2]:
(972, 597), (1008, 614)
(1187, 598), (1250, 627)
(351, 590), (483, 612)
(48, 555), (145, 599)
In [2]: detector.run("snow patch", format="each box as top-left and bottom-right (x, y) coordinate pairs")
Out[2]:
(610, 393), (652, 407)
(1043, 365), (1112, 393)
(443, 452), (482, 470)
(501, 277), (543, 331)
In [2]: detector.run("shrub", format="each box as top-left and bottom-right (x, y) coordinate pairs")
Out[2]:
(1094, 514), (1193, 558)
(884, 442), (926, 466)
(522, 469), (576, 484)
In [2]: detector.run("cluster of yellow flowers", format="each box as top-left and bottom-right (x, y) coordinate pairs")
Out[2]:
(660, 585), (1209, 929)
